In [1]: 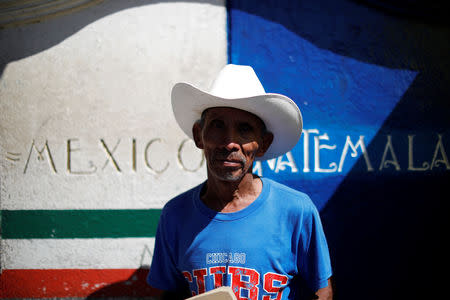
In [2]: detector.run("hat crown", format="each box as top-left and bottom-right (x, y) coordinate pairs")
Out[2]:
(209, 64), (266, 99)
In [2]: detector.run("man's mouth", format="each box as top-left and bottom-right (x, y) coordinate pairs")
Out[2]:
(220, 159), (243, 167)
(212, 150), (247, 168)
(214, 155), (246, 167)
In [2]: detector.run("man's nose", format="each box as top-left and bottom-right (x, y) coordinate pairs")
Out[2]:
(222, 128), (240, 151)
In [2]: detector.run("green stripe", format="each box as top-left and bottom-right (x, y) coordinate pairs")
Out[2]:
(1, 209), (161, 239)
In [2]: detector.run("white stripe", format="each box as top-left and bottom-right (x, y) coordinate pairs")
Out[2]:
(1, 238), (155, 269)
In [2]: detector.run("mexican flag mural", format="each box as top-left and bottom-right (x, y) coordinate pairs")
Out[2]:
(1, 0), (449, 299)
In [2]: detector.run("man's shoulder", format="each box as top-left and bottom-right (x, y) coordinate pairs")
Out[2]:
(263, 177), (317, 211)
(161, 182), (203, 215)
(264, 177), (311, 200)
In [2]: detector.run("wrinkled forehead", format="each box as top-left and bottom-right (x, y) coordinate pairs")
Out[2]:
(201, 106), (267, 129)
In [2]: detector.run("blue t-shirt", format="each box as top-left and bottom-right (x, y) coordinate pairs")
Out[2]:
(147, 178), (332, 299)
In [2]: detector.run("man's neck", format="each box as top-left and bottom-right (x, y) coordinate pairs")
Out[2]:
(201, 173), (263, 213)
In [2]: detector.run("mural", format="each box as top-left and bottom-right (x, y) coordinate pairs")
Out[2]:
(0, 0), (225, 298)
(1, 0), (449, 299)
(229, 0), (449, 299)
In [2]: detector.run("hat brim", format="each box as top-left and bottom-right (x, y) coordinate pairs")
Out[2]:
(171, 82), (303, 161)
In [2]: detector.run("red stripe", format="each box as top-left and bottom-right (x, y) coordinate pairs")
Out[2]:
(0, 268), (160, 298)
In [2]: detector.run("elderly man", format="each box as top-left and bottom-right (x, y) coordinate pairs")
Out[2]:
(147, 65), (333, 300)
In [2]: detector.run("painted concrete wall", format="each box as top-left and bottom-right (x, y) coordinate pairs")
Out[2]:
(1, 0), (449, 299)
(1, 0), (226, 298)
(229, 1), (450, 300)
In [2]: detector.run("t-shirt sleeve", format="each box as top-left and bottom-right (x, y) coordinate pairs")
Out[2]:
(298, 201), (333, 291)
(147, 209), (186, 291)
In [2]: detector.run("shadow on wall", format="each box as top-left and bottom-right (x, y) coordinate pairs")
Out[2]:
(229, 1), (449, 300)
(0, 0), (223, 78)
(85, 267), (157, 299)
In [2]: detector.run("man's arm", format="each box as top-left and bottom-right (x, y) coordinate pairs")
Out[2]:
(313, 278), (333, 300)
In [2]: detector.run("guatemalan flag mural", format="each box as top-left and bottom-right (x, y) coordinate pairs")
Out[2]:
(229, 1), (450, 300)
(1, 0), (449, 299)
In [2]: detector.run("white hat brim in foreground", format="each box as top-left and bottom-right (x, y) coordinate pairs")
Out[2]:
(172, 82), (303, 161)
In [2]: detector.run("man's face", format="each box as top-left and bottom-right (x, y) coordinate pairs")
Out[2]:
(193, 107), (273, 182)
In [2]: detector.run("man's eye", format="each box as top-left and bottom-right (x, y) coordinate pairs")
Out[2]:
(211, 120), (224, 128)
(239, 124), (253, 133)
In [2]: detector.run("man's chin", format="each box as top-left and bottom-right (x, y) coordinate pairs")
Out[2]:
(218, 174), (243, 182)
(209, 169), (245, 182)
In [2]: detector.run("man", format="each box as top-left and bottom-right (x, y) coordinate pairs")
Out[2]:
(147, 65), (333, 300)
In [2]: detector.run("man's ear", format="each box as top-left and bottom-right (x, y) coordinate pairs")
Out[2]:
(192, 122), (204, 149)
(256, 131), (274, 157)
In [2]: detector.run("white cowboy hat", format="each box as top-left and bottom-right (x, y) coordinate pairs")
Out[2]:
(171, 64), (302, 161)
